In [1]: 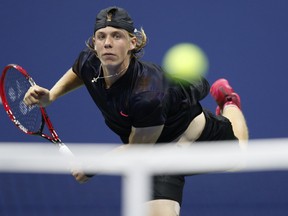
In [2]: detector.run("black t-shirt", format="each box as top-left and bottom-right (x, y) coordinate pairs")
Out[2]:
(72, 48), (210, 143)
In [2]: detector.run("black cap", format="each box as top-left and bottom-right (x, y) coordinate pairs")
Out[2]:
(94, 7), (135, 34)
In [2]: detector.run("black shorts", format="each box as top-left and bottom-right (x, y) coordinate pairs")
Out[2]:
(152, 175), (185, 205)
(152, 109), (238, 205)
(196, 109), (238, 141)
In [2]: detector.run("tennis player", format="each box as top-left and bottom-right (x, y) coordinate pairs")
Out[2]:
(23, 6), (248, 216)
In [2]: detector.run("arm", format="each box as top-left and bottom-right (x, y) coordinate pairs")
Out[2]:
(74, 122), (164, 184)
(24, 68), (83, 106)
(49, 68), (83, 102)
(129, 125), (164, 144)
(107, 125), (164, 155)
(73, 125), (164, 184)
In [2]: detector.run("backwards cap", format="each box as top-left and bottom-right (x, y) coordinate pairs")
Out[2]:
(94, 6), (135, 34)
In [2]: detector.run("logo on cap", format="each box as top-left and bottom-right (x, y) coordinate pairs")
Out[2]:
(106, 13), (112, 22)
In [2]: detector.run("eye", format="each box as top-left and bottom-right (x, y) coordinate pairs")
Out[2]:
(96, 33), (105, 40)
(113, 32), (122, 39)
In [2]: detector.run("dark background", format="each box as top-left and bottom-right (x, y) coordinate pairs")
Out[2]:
(1, 0), (288, 215)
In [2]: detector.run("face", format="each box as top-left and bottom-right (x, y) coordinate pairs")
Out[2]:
(94, 26), (136, 68)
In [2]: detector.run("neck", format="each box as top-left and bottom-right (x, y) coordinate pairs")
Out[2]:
(101, 61), (130, 88)
(102, 63), (128, 76)
(103, 55), (131, 75)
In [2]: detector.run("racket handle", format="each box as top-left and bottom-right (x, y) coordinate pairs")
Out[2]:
(58, 144), (74, 157)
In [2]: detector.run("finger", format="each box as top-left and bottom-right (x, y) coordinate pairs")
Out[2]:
(23, 87), (40, 105)
(23, 93), (42, 105)
(34, 87), (48, 96)
(23, 96), (38, 106)
(29, 90), (42, 99)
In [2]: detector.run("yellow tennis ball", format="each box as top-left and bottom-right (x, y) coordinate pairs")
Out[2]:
(162, 43), (209, 81)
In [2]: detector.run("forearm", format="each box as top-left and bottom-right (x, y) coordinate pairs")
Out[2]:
(74, 125), (164, 183)
(50, 68), (84, 102)
(129, 125), (164, 144)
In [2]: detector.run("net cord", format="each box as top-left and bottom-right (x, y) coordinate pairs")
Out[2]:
(1, 139), (288, 216)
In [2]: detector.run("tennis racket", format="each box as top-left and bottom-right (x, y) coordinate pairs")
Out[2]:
(0, 64), (74, 157)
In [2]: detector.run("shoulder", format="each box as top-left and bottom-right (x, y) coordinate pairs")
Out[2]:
(139, 60), (163, 75)
(132, 60), (167, 91)
(72, 48), (100, 78)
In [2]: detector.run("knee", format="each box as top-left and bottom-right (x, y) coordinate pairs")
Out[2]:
(145, 199), (180, 216)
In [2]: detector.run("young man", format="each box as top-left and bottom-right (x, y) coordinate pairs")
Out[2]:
(24, 6), (248, 216)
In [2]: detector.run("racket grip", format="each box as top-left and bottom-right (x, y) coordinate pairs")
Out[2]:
(58, 144), (74, 157)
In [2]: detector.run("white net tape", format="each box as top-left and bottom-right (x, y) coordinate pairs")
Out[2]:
(1, 138), (288, 216)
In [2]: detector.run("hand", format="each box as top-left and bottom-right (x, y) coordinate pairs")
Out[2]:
(72, 169), (92, 184)
(23, 85), (51, 107)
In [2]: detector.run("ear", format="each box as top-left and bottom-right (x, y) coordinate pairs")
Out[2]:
(129, 37), (137, 50)
(93, 37), (96, 50)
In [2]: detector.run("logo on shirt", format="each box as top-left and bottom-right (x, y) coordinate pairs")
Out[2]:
(120, 111), (129, 117)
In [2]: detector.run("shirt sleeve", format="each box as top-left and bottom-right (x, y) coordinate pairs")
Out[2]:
(72, 51), (85, 79)
(171, 76), (210, 101)
(188, 77), (210, 101)
(72, 48), (97, 79)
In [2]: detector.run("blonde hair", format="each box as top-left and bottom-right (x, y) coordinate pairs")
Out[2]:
(130, 27), (147, 58)
(85, 27), (148, 59)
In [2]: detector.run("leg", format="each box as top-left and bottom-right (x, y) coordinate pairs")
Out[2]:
(222, 105), (248, 141)
(145, 200), (180, 216)
(150, 175), (184, 216)
(210, 79), (249, 148)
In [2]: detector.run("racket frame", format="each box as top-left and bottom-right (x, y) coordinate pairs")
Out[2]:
(0, 64), (62, 144)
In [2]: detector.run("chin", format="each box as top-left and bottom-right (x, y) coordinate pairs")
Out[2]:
(102, 60), (116, 65)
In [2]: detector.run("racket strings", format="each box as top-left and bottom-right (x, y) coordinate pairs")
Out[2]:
(4, 68), (43, 133)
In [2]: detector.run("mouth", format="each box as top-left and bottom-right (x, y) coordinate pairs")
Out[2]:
(102, 53), (115, 57)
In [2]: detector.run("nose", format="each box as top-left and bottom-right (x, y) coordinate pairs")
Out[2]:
(104, 36), (112, 48)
